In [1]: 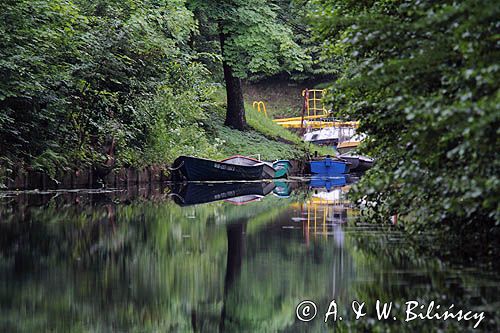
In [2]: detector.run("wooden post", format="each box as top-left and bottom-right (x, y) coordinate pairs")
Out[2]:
(300, 88), (309, 136)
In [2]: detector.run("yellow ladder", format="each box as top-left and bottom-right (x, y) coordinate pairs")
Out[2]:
(302, 89), (328, 117)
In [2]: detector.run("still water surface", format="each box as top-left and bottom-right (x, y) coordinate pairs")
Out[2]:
(0, 181), (498, 332)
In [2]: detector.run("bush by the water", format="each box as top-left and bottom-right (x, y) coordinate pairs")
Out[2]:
(311, 0), (499, 232)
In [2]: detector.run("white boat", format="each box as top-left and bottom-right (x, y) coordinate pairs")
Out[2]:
(220, 155), (276, 179)
(338, 152), (374, 172)
(336, 133), (367, 153)
(304, 127), (356, 145)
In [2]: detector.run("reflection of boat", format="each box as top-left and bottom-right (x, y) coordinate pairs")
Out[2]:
(311, 187), (351, 206)
(170, 182), (275, 206)
(310, 176), (347, 190)
(220, 155), (276, 179)
(273, 181), (291, 198)
(312, 189), (342, 203)
(224, 195), (263, 205)
(170, 156), (274, 181)
(338, 153), (374, 172)
(309, 157), (349, 175)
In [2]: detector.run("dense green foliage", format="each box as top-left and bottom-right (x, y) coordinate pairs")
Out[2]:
(0, 0), (205, 170)
(269, 0), (345, 82)
(0, 0), (313, 176)
(188, 0), (310, 129)
(311, 0), (500, 231)
(189, 0), (308, 79)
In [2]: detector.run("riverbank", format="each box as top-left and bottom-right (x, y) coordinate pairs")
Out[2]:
(0, 89), (333, 190)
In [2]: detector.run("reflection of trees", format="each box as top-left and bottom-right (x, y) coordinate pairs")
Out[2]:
(220, 208), (355, 332)
(326, 231), (500, 332)
(0, 192), (498, 332)
(220, 220), (246, 332)
(0, 193), (295, 331)
(1, 198), (229, 331)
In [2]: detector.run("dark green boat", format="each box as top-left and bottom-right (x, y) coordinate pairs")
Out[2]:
(272, 160), (292, 178)
(170, 156), (275, 181)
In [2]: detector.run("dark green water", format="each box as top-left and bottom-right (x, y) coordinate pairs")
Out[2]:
(0, 182), (498, 332)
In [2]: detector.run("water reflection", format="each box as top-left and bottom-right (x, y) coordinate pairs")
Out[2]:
(170, 182), (276, 206)
(0, 182), (498, 332)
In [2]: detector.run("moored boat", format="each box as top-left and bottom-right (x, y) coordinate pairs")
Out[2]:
(309, 157), (349, 175)
(338, 153), (374, 172)
(272, 160), (292, 178)
(336, 133), (366, 154)
(221, 155), (276, 179)
(303, 126), (356, 146)
(170, 156), (273, 181)
(357, 155), (374, 171)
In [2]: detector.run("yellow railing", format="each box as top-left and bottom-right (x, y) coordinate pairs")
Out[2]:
(302, 89), (328, 117)
(252, 101), (267, 117)
(273, 119), (360, 129)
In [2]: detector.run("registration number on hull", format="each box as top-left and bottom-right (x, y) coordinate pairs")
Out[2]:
(213, 163), (236, 172)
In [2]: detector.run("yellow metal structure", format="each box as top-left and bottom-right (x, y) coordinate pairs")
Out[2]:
(273, 114), (326, 122)
(271, 88), (360, 129)
(252, 101), (267, 117)
(275, 120), (360, 129)
(302, 89), (328, 117)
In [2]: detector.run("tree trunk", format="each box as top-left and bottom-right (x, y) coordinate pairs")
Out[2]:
(219, 27), (246, 130)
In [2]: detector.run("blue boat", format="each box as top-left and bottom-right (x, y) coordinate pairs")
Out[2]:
(309, 157), (349, 175)
(310, 176), (347, 190)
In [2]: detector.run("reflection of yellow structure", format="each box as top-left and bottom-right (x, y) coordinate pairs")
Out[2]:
(290, 188), (360, 242)
(252, 101), (267, 117)
(310, 196), (350, 206)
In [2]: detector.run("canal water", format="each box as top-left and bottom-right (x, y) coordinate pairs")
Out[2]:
(0, 181), (498, 332)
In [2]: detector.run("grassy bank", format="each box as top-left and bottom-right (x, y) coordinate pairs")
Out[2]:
(212, 86), (334, 161)
(0, 83), (330, 186)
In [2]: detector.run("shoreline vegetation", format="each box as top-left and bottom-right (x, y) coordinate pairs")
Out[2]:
(0, 0), (498, 257)
(0, 84), (334, 188)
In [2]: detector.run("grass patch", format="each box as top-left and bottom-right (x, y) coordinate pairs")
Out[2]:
(245, 103), (335, 156)
(191, 86), (336, 162)
(214, 123), (300, 160)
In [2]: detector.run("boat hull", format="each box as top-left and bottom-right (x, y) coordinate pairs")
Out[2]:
(339, 154), (374, 172)
(272, 160), (292, 178)
(309, 158), (349, 175)
(357, 157), (374, 172)
(338, 155), (359, 170)
(221, 155), (276, 179)
(171, 156), (270, 181)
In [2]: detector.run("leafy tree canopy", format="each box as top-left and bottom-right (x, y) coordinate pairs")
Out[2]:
(189, 0), (309, 78)
(310, 0), (500, 230)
